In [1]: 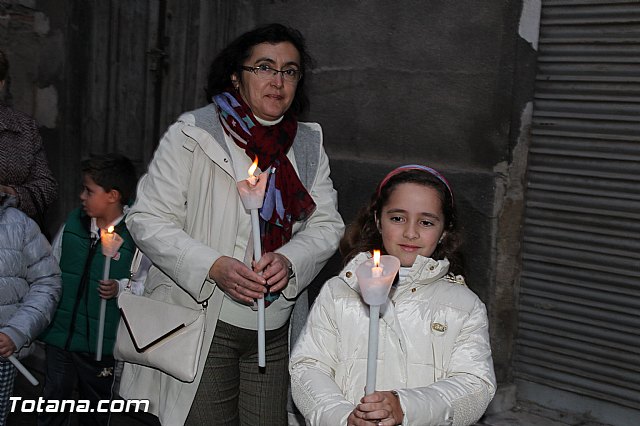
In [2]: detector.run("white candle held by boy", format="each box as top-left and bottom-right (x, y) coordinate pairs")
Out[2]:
(96, 226), (123, 361)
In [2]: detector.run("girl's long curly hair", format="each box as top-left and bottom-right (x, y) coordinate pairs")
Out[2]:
(340, 167), (464, 276)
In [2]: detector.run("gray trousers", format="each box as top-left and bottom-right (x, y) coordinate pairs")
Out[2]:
(185, 320), (290, 426)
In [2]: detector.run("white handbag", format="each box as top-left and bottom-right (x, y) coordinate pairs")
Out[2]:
(113, 249), (207, 383)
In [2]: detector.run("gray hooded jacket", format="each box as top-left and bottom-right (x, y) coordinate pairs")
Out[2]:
(0, 193), (61, 358)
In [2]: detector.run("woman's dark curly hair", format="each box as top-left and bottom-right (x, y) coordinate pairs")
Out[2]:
(205, 23), (314, 115)
(340, 167), (464, 275)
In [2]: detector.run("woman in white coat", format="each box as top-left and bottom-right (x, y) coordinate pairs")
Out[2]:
(290, 165), (496, 426)
(118, 24), (344, 425)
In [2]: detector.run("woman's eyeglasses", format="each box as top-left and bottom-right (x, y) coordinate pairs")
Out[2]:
(241, 65), (302, 83)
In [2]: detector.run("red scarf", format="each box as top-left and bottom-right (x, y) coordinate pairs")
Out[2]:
(213, 91), (316, 253)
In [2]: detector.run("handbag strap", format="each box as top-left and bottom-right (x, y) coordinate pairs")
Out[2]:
(124, 249), (209, 310)
(125, 248), (144, 292)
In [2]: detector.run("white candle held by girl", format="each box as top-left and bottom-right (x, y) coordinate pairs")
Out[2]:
(355, 252), (400, 394)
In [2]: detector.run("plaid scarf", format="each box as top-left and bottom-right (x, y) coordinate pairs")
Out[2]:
(213, 91), (316, 304)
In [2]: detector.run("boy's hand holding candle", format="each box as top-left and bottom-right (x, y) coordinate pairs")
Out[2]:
(98, 280), (119, 299)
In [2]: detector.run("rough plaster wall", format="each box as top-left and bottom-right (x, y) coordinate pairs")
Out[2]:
(491, 0), (540, 388)
(256, 1), (513, 169)
(493, 102), (532, 385)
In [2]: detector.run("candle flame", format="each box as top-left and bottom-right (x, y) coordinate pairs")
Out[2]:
(373, 250), (381, 267)
(107, 226), (114, 234)
(248, 156), (259, 177)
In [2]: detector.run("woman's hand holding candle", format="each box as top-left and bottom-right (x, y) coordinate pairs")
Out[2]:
(209, 256), (267, 305)
(252, 252), (292, 292)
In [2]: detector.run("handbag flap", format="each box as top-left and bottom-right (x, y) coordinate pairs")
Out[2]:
(118, 292), (203, 352)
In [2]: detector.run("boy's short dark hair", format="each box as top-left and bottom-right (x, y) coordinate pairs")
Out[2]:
(81, 153), (137, 205)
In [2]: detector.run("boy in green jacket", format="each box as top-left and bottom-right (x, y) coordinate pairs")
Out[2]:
(38, 153), (137, 426)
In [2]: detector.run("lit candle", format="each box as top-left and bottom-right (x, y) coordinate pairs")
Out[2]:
(247, 156), (259, 186)
(249, 157), (265, 368)
(96, 225), (123, 361)
(236, 157), (267, 367)
(371, 250), (383, 277)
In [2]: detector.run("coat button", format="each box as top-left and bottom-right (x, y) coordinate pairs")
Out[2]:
(432, 322), (447, 332)
(224, 158), (229, 163)
(345, 271), (353, 278)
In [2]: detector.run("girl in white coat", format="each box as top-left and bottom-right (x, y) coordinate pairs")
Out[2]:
(290, 165), (496, 426)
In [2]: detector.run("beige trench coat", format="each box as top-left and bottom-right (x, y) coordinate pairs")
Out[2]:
(119, 105), (344, 425)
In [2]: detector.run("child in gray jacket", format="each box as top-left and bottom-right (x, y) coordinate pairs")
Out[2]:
(0, 192), (61, 423)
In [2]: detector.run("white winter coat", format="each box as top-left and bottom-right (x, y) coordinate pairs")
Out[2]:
(290, 253), (496, 426)
(118, 105), (344, 425)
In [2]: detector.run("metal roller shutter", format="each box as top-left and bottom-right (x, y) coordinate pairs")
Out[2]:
(514, 0), (640, 421)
